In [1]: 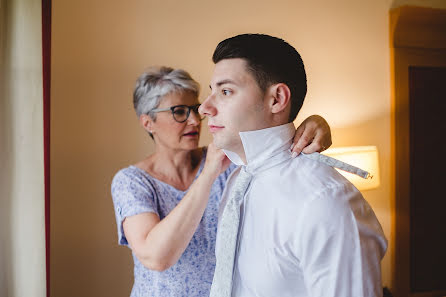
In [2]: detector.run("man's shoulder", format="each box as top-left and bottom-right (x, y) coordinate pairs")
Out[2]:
(269, 154), (355, 197)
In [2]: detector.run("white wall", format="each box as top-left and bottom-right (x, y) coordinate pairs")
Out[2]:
(0, 0), (46, 296)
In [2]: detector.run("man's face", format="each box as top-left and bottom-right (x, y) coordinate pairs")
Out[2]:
(199, 58), (269, 153)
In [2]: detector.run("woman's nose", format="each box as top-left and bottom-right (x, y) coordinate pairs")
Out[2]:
(187, 108), (201, 125)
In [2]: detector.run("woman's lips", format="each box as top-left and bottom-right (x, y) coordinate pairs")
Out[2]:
(183, 131), (199, 137)
(208, 125), (224, 133)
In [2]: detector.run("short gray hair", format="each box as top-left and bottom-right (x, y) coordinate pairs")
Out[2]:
(133, 66), (200, 118)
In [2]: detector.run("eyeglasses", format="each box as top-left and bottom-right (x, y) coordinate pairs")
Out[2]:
(150, 104), (205, 123)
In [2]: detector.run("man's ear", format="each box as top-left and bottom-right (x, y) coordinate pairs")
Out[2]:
(269, 83), (291, 114)
(139, 114), (154, 134)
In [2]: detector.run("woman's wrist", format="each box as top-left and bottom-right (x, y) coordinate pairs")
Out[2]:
(200, 166), (220, 182)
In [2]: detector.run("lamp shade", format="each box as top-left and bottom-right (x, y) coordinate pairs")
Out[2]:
(322, 146), (380, 191)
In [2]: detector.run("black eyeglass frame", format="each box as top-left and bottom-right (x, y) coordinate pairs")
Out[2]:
(149, 104), (205, 123)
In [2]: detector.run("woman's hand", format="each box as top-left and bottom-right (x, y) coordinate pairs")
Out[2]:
(203, 143), (231, 179)
(291, 115), (332, 156)
(124, 144), (230, 271)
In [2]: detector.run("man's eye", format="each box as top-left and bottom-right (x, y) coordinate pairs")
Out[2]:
(222, 89), (232, 96)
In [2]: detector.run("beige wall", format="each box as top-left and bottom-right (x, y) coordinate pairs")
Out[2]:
(0, 0), (46, 296)
(391, 0), (446, 9)
(49, 0), (442, 296)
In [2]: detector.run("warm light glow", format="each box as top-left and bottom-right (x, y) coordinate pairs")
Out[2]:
(323, 146), (380, 191)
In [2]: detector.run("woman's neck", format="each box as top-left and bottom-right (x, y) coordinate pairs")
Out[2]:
(136, 147), (203, 191)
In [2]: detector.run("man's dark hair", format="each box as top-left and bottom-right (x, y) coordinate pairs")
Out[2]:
(212, 34), (307, 122)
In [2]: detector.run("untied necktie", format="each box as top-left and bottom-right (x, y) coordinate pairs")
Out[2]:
(209, 166), (252, 297)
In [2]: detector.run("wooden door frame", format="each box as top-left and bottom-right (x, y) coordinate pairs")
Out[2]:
(390, 6), (446, 297)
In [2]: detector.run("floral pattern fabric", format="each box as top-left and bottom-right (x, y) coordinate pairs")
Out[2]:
(111, 148), (236, 297)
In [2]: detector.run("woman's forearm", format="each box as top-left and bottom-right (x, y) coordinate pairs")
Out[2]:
(135, 170), (217, 270)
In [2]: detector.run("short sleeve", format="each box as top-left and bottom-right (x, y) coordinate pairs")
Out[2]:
(111, 168), (159, 246)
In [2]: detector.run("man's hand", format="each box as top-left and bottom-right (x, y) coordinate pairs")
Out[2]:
(291, 115), (332, 157)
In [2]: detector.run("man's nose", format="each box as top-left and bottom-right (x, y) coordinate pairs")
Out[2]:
(199, 95), (216, 117)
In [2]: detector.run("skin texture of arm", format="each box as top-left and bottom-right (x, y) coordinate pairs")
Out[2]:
(123, 144), (230, 271)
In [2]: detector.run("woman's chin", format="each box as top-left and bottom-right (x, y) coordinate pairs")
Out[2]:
(180, 140), (200, 150)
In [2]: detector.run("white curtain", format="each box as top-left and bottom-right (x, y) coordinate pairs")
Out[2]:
(0, 0), (46, 296)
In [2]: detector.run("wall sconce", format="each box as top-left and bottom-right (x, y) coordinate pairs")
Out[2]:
(323, 146), (380, 191)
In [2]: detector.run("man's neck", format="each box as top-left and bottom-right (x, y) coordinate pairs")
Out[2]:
(227, 141), (247, 165)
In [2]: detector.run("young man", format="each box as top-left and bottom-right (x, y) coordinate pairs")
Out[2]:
(199, 34), (387, 297)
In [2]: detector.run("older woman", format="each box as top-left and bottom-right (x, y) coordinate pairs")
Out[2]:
(111, 66), (332, 297)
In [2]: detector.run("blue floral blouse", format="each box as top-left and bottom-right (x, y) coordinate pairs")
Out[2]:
(111, 148), (236, 297)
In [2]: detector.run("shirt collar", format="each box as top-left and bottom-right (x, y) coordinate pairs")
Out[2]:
(223, 123), (295, 173)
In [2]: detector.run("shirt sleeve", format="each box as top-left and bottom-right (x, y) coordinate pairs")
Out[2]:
(111, 169), (159, 246)
(296, 183), (388, 297)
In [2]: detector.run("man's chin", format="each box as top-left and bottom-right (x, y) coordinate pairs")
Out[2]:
(211, 137), (227, 150)
(212, 140), (224, 150)
(212, 134), (241, 152)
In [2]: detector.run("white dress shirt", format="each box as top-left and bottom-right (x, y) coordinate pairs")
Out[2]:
(217, 123), (388, 297)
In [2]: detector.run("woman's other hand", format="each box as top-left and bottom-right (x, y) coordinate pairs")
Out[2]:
(203, 143), (232, 179)
(291, 115), (332, 156)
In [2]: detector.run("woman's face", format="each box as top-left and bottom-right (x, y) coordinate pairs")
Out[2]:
(147, 91), (202, 152)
